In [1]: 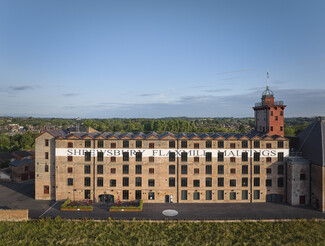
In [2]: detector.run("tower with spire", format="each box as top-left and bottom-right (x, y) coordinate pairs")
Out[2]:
(253, 73), (286, 136)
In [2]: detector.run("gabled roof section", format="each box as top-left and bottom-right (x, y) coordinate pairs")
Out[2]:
(239, 135), (250, 140)
(222, 133), (237, 140)
(198, 133), (212, 140)
(107, 133), (120, 140)
(120, 133), (132, 139)
(133, 132), (145, 139)
(187, 133), (201, 140)
(176, 133), (189, 140)
(81, 134), (93, 139)
(274, 135), (288, 140)
(144, 132), (159, 139)
(159, 132), (176, 139)
(66, 134), (81, 139)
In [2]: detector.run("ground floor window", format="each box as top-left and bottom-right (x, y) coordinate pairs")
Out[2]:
(181, 190), (187, 200)
(230, 192), (236, 200)
(206, 190), (212, 200)
(135, 190), (142, 200)
(123, 190), (129, 200)
(254, 190), (260, 199)
(148, 192), (155, 200)
(43, 185), (49, 194)
(218, 190), (224, 200)
(266, 179), (272, 187)
(110, 179), (116, 187)
(242, 190), (248, 200)
(193, 191), (200, 200)
(85, 190), (91, 199)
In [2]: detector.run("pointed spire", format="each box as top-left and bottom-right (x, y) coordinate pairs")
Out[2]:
(262, 72), (273, 97)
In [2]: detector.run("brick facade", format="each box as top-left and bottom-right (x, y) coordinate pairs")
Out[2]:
(35, 131), (289, 204)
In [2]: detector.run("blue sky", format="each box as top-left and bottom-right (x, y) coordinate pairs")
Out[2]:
(0, 0), (324, 118)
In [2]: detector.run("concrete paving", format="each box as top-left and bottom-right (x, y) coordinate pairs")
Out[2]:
(0, 180), (55, 218)
(1, 180), (325, 220)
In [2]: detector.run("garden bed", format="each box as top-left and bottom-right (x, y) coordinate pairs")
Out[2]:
(109, 200), (143, 212)
(60, 199), (93, 211)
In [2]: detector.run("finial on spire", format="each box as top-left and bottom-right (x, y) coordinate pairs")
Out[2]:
(262, 72), (274, 97)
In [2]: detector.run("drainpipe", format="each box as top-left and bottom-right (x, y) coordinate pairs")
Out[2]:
(309, 162), (312, 206)
(250, 140), (253, 203)
(93, 139), (96, 202)
(177, 139), (179, 204)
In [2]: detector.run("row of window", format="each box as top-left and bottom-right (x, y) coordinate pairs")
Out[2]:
(71, 177), (285, 188)
(71, 151), (285, 162)
(48, 139), (285, 149)
(44, 184), (265, 201)
(63, 164), (285, 176)
(82, 189), (261, 201)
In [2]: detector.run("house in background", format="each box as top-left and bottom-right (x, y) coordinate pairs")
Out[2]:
(9, 159), (35, 182)
(0, 150), (35, 182)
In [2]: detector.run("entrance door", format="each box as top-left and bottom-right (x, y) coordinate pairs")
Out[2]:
(299, 196), (305, 205)
(165, 195), (169, 203)
(266, 194), (283, 203)
(98, 194), (114, 203)
(21, 173), (28, 181)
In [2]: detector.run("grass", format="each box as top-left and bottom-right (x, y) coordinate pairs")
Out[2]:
(1, 219), (325, 245)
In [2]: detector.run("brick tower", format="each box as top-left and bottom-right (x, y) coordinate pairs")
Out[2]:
(253, 73), (286, 136)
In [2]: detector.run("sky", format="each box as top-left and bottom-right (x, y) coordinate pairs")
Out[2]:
(0, 0), (324, 118)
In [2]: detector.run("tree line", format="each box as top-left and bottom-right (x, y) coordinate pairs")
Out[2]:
(0, 131), (40, 152)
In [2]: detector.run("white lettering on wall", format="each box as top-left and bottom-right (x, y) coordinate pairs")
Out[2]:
(56, 148), (289, 158)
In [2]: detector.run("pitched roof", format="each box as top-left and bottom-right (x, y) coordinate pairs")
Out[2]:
(45, 129), (287, 140)
(9, 159), (34, 167)
(296, 118), (325, 166)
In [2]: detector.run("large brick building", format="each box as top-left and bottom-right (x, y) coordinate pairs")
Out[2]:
(35, 85), (296, 205)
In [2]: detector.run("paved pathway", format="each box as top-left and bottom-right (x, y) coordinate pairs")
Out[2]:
(1, 180), (324, 220)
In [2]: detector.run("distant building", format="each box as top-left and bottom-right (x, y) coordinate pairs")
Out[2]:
(287, 118), (325, 212)
(0, 150), (35, 182)
(9, 159), (35, 182)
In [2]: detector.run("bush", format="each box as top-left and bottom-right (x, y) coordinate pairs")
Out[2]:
(60, 199), (93, 210)
(110, 200), (143, 210)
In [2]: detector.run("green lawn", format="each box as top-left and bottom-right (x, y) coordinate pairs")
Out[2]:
(1, 218), (325, 245)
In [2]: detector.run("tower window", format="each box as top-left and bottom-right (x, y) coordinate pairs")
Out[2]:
(270, 111), (273, 116)
(275, 116), (278, 121)
(270, 126), (273, 131)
